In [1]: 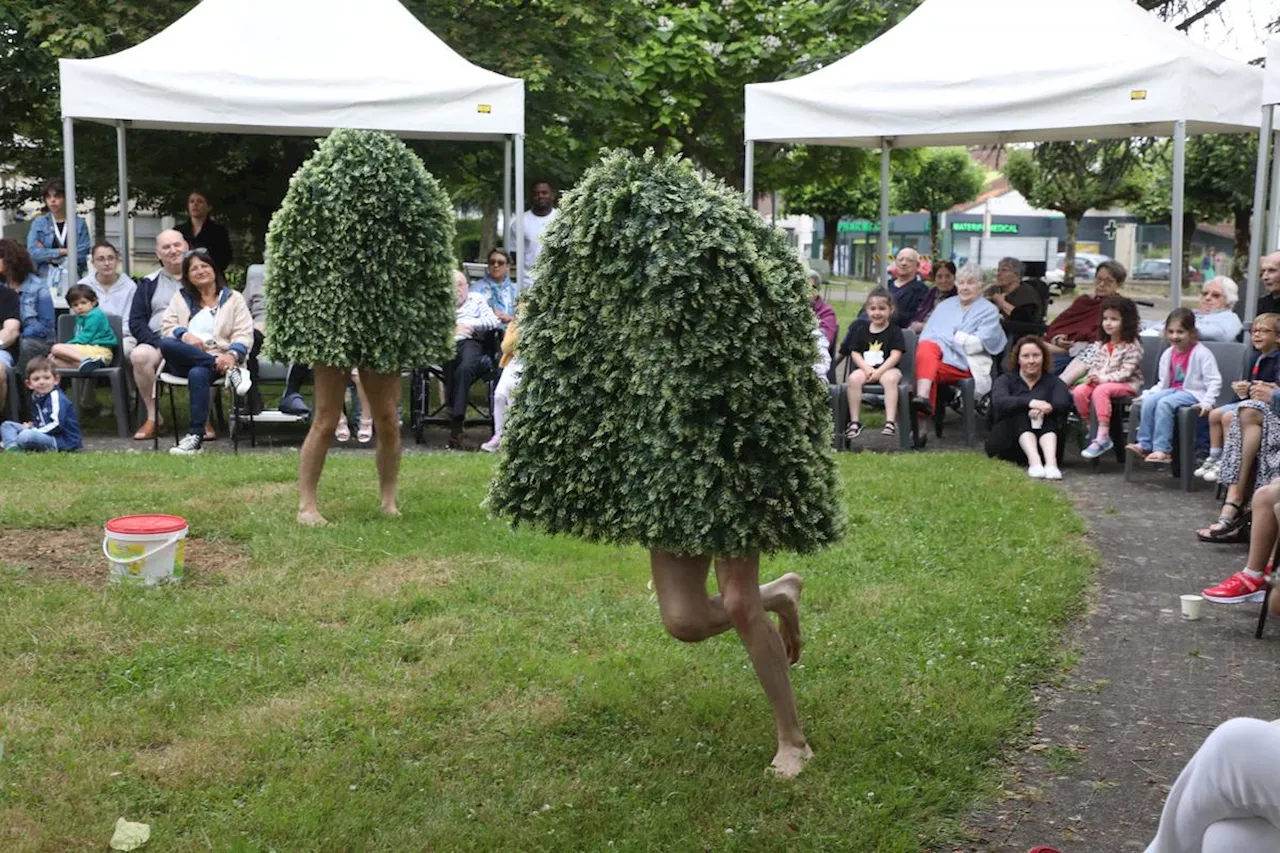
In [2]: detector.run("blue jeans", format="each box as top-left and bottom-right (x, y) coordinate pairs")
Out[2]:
(1136, 388), (1199, 453)
(1051, 353), (1073, 375)
(159, 338), (217, 436)
(1, 421), (58, 451)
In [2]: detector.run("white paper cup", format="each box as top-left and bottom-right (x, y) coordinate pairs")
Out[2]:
(1181, 594), (1204, 621)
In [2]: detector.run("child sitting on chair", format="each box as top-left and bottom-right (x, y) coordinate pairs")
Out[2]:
(49, 284), (117, 375)
(1, 356), (81, 452)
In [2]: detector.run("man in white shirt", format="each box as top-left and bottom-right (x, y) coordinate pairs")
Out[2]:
(447, 270), (499, 449)
(506, 179), (557, 287)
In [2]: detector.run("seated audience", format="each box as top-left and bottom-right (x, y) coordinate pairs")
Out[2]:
(1203, 470), (1280, 602)
(482, 302), (524, 454)
(0, 238), (54, 376)
(985, 336), (1072, 479)
(808, 270), (837, 350)
(1256, 251), (1280, 316)
(908, 260), (957, 333)
(1031, 715), (1280, 853)
(1076, 297), (1144, 460)
(840, 287), (904, 442)
(987, 257), (1044, 336)
(446, 269), (499, 450)
(158, 248), (254, 456)
(472, 248), (519, 329)
(0, 275), (21, 415)
(1046, 260), (1126, 377)
(1126, 308), (1221, 465)
(911, 262), (1007, 427)
(26, 179), (90, 290)
(176, 190), (233, 273)
(128, 230), (188, 440)
(0, 356), (80, 452)
(864, 248), (928, 330)
(1194, 276), (1244, 342)
(240, 264), (269, 415)
(79, 241), (137, 337)
(49, 284), (117, 373)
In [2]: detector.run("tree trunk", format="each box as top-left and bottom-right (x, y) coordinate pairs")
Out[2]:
(1181, 211), (1197, 292)
(1064, 216), (1078, 290)
(1231, 206), (1249, 284)
(93, 197), (107, 245)
(928, 211), (940, 264)
(822, 216), (837, 265)
(480, 197), (499, 260)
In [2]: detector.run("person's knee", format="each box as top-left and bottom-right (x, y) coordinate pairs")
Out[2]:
(881, 368), (901, 383)
(660, 607), (708, 643)
(1242, 407), (1262, 425)
(720, 583), (760, 632)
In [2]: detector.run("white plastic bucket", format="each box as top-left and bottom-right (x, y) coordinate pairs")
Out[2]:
(103, 515), (188, 585)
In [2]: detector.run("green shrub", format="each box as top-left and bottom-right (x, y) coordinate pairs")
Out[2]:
(489, 150), (844, 556)
(263, 129), (456, 372)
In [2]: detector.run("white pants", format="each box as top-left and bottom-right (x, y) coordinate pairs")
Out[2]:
(493, 358), (523, 439)
(1145, 718), (1280, 853)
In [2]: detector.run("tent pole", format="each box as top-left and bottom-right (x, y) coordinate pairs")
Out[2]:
(878, 141), (891, 284)
(62, 117), (78, 291)
(744, 141), (754, 206)
(514, 134), (525, 290)
(1170, 121), (1186, 307)
(503, 137), (512, 250)
(1269, 128), (1280, 253)
(117, 122), (130, 276)
(1246, 105), (1273, 321)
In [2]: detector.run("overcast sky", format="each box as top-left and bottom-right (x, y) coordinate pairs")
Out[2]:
(1183, 0), (1274, 61)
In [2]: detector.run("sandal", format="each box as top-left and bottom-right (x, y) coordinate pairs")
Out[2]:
(1145, 451), (1173, 464)
(911, 395), (933, 417)
(357, 417), (374, 444)
(845, 421), (863, 440)
(1197, 501), (1251, 543)
(335, 419), (351, 442)
(881, 421), (897, 437)
(1125, 442), (1149, 458)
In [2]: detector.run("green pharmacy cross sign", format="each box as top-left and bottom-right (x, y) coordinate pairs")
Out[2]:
(952, 222), (1020, 234)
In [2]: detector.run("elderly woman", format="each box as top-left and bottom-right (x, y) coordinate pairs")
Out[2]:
(1195, 276), (1244, 342)
(807, 270), (836, 350)
(985, 336), (1073, 479)
(908, 260), (957, 333)
(912, 262), (1007, 424)
(987, 257), (1044, 336)
(1046, 259), (1126, 378)
(158, 247), (254, 456)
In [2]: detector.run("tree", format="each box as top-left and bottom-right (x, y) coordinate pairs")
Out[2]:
(1004, 140), (1144, 289)
(779, 148), (881, 264)
(893, 148), (986, 259)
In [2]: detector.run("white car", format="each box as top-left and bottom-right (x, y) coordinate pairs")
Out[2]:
(1043, 252), (1110, 286)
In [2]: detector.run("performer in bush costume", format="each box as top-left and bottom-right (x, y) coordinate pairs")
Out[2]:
(489, 150), (844, 778)
(265, 129), (456, 525)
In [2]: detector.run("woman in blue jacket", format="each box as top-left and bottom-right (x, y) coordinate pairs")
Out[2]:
(26, 179), (91, 291)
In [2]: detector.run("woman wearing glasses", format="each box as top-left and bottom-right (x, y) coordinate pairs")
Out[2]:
(1194, 277), (1244, 342)
(158, 248), (254, 456)
(472, 248), (518, 327)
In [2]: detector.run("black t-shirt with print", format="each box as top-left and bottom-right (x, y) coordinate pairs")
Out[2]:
(847, 322), (906, 371)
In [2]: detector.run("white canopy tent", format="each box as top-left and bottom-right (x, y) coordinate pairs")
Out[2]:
(743, 0), (1262, 305)
(1246, 37), (1280, 310)
(58, 0), (526, 281)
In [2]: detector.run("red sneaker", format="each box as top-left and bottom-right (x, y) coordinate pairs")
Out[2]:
(1203, 571), (1269, 604)
(1028, 847), (1062, 853)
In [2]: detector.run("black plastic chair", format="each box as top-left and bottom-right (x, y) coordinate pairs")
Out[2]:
(54, 312), (132, 438)
(833, 328), (918, 451)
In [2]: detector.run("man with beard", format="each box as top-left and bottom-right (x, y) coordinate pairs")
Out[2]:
(507, 179), (557, 287)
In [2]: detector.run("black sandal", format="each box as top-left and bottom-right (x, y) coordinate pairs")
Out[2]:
(1197, 501), (1251, 543)
(882, 421), (897, 437)
(845, 421), (863, 440)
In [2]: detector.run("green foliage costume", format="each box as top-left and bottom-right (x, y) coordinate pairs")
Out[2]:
(490, 150), (844, 556)
(263, 129), (456, 373)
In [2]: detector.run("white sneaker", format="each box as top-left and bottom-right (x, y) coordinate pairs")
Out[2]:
(1043, 466), (1063, 480)
(169, 434), (203, 456)
(1203, 458), (1223, 483)
(480, 436), (501, 453)
(1194, 457), (1217, 478)
(227, 366), (252, 396)
(1027, 465), (1045, 478)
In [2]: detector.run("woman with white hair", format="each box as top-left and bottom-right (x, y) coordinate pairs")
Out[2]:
(1195, 276), (1244, 342)
(912, 262), (1008, 426)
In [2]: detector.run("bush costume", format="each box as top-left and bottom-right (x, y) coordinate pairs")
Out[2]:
(489, 150), (843, 557)
(264, 129), (456, 372)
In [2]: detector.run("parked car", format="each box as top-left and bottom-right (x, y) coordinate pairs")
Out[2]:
(1044, 252), (1110, 286)
(1133, 259), (1172, 280)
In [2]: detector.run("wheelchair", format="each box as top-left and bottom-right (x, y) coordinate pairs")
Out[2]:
(410, 328), (504, 443)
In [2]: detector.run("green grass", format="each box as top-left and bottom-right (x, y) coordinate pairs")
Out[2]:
(0, 452), (1093, 851)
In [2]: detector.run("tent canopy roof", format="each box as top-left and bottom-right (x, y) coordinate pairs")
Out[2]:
(1266, 37), (1280, 107)
(745, 0), (1262, 147)
(59, 0), (524, 140)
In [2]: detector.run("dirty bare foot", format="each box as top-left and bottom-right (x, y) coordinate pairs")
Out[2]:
(774, 572), (804, 665)
(380, 502), (401, 518)
(296, 508), (329, 527)
(767, 741), (813, 779)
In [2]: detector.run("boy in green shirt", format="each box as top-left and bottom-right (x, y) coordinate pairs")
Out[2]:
(50, 283), (118, 374)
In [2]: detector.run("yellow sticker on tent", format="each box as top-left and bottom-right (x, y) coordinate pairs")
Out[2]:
(477, 104), (492, 114)
(1130, 90), (1147, 100)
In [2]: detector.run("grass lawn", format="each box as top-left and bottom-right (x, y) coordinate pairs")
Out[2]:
(1, 451), (1092, 851)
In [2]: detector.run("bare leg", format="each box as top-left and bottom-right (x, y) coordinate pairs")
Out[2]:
(297, 365), (348, 526)
(49, 344), (80, 369)
(1019, 432), (1042, 468)
(649, 550), (804, 662)
(881, 368), (901, 426)
(131, 344), (161, 425)
(1237, 408), (1264, 496)
(845, 368), (866, 423)
(352, 369), (374, 431)
(1038, 432), (1059, 468)
(915, 377), (932, 401)
(1244, 483), (1280, 574)
(1059, 357), (1087, 386)
(358, 368), (403, 517)
(1209, 408), (1226, 449)
(715, 553), (811, 778)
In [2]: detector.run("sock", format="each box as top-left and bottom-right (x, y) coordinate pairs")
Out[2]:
(1244, 568), (1265, 580)
(1095, 423), (1110, 443)
(1209, 447), (1223, 459)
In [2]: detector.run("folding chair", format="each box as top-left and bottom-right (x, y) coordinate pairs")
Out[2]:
(54, 313), (132, 438)
(154, 360), (238, 453)
(229, 359), (309, 448)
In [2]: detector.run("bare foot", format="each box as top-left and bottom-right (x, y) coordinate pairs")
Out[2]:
(767, 741), (813, 779)
(774, 572), (804, 665)
(380, 503), (401, 518)
(296, 509), (328, 527)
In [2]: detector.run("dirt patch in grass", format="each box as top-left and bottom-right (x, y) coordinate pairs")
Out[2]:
(0, 526), (252, 586)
